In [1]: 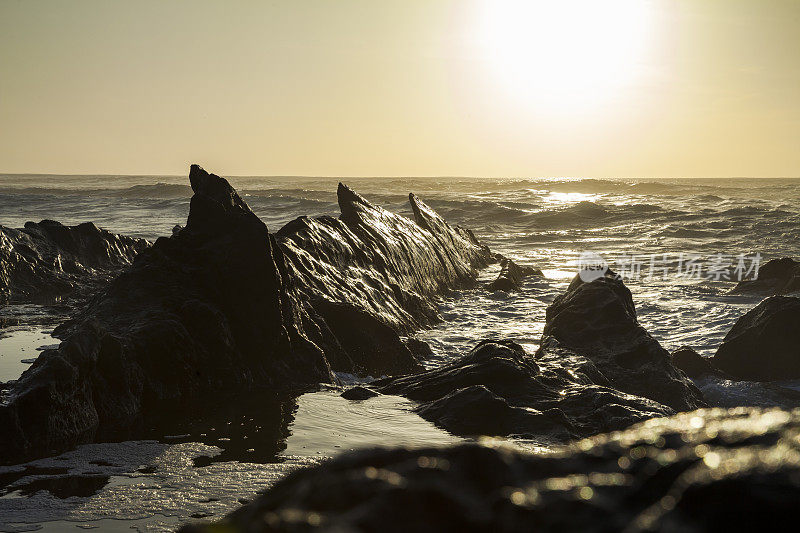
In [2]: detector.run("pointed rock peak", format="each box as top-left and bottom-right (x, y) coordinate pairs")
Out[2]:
(337, 183), (377, 221)
(186, 165), (261, 233)
(409, 193), (450, 235)
(337, 183), (370, 206)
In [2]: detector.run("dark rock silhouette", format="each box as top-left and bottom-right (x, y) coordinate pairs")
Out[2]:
(0, 166), (332, 463)
(487, 257), (543, 292)
(731, 257), (800, 295)
(0, 220), (149, 303)
(0, 165), (497, 463)
(539, 272), (705, 412)
(670, 346), (800, 410)
(376, 340), (671, 441)
(308, 300), (423, 377)
(182, 408), (800, 533)
(341, 386), (380, 401)
(372, 274), (704, 441)
(713, 296), (800, 381)
(671, 346), (715, 379)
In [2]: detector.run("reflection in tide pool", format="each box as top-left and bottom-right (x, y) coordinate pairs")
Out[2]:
(0, 389), (462, 532)
(0, 327), (59, 383)
(284, 390), (462, 456)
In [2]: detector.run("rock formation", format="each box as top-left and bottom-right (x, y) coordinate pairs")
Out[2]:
(0, 165), (497, 463)
(373, 273), (704, 442)
(487, 257), (543, 292)
(731, 257), (800, 295)
(670, 346), (715, 379)
(0, 220), (149, 303)
(0, 166), (333, 463)
(539, 272), (705, 412)
(713, 295), (800, 381)
(375, 340), (671, 442)
(276, 186), (493, 333)
(182, 407), (800, 532)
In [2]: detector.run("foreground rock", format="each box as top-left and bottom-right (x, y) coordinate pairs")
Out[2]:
(487, 258), (543, 292)
(539, 272), (705, 412)
(183, 407), (800, 532)
(0, 220), (148, 303)
(0, 166), (495, 463)
(375, 340), (671, 442)
(731, 257), (800, 295)
(713, 296), (800, 381)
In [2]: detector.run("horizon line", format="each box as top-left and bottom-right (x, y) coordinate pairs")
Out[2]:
(2, 172), (799, 180)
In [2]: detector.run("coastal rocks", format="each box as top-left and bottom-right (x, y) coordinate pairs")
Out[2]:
(374, 340), (672, 442)
(0, 166), (497, 463)
(373, 273), (703, 441)
(539, 272), (706, 412)
(671, 346), (715, 379)
(308, 300), (423, 377)
(731, 257), (800, 295)
(276, 185), (493, 333)
(0, 220), (149, 303)
(487, 258), (543, 292)
(183, 408), (800, 532)
(712, 296), (800, 381)
(0, 166), (333, 464)
(341, 386), (380, 401)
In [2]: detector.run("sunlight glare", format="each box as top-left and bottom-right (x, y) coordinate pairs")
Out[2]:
(477, 0), (653, 112)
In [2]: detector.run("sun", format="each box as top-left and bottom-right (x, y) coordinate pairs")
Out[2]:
(476, 0), (653, 112)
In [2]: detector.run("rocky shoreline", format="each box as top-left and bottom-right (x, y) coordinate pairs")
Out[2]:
(2, 165), (800, 529)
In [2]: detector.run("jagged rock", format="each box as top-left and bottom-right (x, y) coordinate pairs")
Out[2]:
(182, 408), (800, 533)
(276, 186), (493, 334)
(341, 386), (380, 401)
(375, 340), (672, 442)
(731, 257), (800, 295)
(0, 166), (496, 463)
(671, 346), (715, 379)
(0, 166), (333, 464)
(0, 220), (149, 303)
(487, 258), (543, 292)
(538, 272), (705, 412)
(713, 296), (800, 381)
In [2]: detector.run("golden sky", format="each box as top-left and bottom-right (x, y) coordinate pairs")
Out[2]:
(1, 0), (798, 177)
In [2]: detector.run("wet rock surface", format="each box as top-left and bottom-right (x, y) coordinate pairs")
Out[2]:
(0, 166), (497, 463)
(277, 185), (494, 334)
(0, 219), (149, 303)
(539, 272), (706, 412)
(184, 408), (800, 533)
(731, 257), (800, 295)
(375, 340), (671, 442)
(373, 272), (708, 442)
(713, 295), (800, 381)
(487, 257), (542, 292)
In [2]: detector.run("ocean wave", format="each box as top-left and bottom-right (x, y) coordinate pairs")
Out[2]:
(112, 183), (192, 198)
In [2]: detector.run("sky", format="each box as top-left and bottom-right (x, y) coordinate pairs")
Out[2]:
(1, 0), (798, 177)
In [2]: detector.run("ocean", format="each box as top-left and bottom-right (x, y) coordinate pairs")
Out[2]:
(1, 174), (799, 530)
